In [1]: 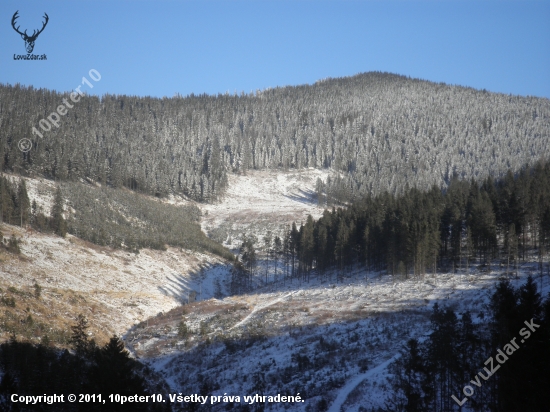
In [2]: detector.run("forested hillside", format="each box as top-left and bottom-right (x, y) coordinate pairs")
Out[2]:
(0, 318), (171, 412)
(1, 71), (549, 412)
(388, 276), (550, 411)
(272, 160), (550, 283)
(0, 175), (234, 258)
(2, 72), (549, 202)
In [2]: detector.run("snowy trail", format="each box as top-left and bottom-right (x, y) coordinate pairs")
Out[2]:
(229, 291), (296, 330)
(327, 354), (400, 412)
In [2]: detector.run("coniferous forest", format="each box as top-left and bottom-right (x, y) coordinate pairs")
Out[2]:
(1, 72), (549, 202)
(0, 316), (171, 412)
(387, 276), (550, 412)
(1, 71), (549, 411)
(273, 160), (550, 284)
(0, 175), (234, 260)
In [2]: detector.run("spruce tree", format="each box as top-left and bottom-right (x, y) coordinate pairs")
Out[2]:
(489, 281), (519, 411)
(16, 180), (30, 227)
(88, 336), (147, 411)
(70, 314), (96, 357)
(51, 186), (67, 237)
(504, 223), (518, 277)
(424, 304), (460, 410)
(0, 177), (14, 224)
(387, 338), (426, 412)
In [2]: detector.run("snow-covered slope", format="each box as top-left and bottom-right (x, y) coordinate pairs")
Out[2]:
(128, 263), (549, 411)
(4, 171), (548, 411)
(0, 172), (241, 343)
(200, 168), (329, 250)
(0, 223), (231, 342)
(0, 169), (330, 344)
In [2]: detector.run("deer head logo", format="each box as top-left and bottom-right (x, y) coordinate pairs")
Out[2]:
(11, 11), (49, 54)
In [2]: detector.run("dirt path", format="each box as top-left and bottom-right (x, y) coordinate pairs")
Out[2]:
(327, 354), (400, 412)
(229, 291), (297, 330)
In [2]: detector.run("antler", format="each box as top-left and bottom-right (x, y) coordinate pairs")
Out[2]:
(29, 13), (49, 40)
(11, 11), (27, 37)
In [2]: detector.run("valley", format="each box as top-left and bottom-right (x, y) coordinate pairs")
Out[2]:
(0, 168), (328, 344)
(1, 72), (549, 411)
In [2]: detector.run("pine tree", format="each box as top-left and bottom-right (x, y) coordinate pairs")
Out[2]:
(70, 314), (96, 359)
(300, 216), (315, 279)
(50, 186), (67, 237)
(387, 338), (426, 412)
(335, 219), (349, 282)
(16, 180), (30, 227)
(273, 235), (282, 283)
(240, 236), (257, 287)
(465, 226), (474, 271)
(289, 223), (299, 279)
(88, 336), (147, 411)
(315, 177), (325, 206)
(263, 232), (272, 285)
(0, 177), (14, 224)
(504, 223), (518, 277)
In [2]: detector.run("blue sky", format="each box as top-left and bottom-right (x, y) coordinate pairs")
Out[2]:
(1, 0), (549, 98)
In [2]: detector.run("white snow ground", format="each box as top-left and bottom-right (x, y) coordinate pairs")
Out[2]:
(200, 168), (330, 250)
(327, 354), (400, 412)
(0, 168), (329, 339)
(3, 171), (549, 411)
(0, 223), (231, 337)
(4, 174), (58, 216)
(131, 262), (549, 412)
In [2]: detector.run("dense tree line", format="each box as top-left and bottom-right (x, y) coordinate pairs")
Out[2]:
(0, 175), (233, 260)
(282, 160), (550, 281)
(0, 175), (66, 236)
(62, 181), (234, 259)
(0, 316), (171, 412)
(386, 276), (550, 411)
(2, 72), (549, 202)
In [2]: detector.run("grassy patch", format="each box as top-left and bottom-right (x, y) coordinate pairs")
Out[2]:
(0, 283), (113, 347)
